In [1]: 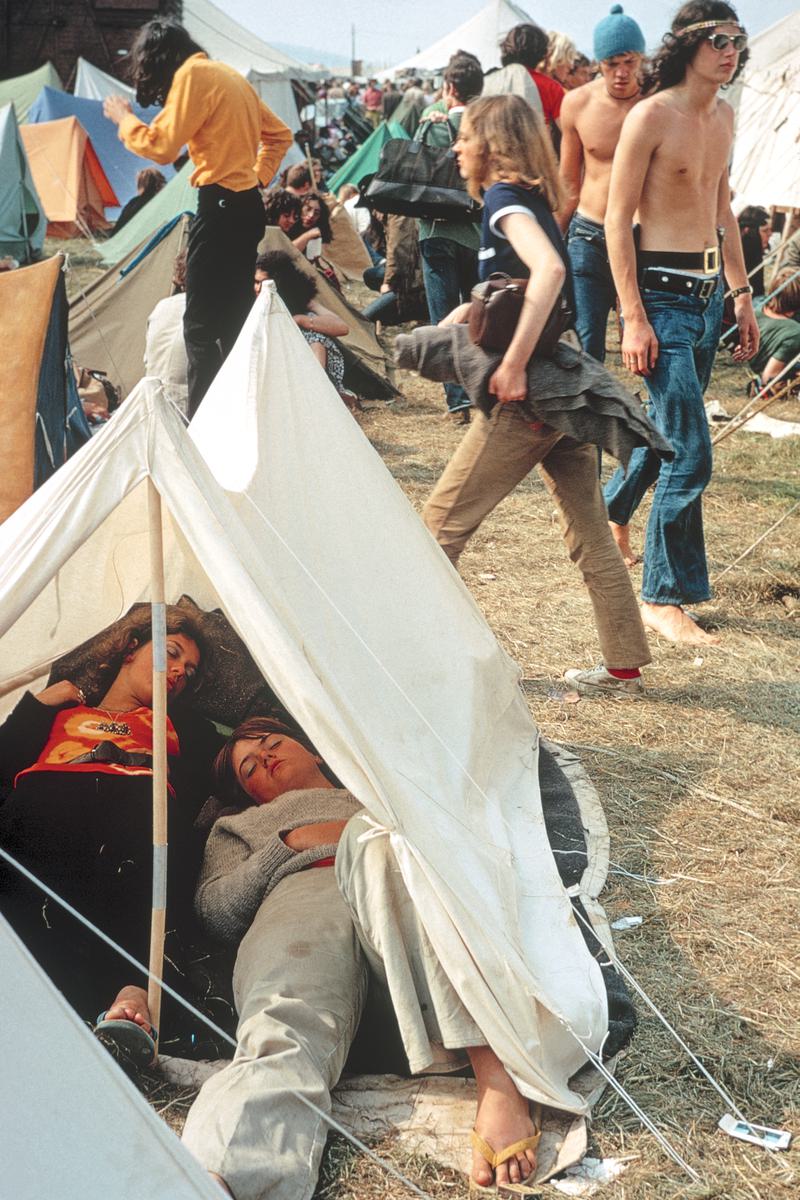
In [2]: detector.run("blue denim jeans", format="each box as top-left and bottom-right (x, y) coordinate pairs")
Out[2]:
(420, 236), (477, 413)
(604, 279), (724, 606)
(567, 214), (617, 362)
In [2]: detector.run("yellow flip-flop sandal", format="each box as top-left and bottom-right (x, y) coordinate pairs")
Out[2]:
(468, 1105), (542, 1198)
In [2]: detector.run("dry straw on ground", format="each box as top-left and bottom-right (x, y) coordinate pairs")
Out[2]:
(62, 248), (800, 1199)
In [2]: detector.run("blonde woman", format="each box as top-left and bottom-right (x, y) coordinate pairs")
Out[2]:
(423, 94), (652, 697)
(545, 30), (579, 87)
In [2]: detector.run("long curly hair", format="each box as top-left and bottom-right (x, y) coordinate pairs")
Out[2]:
(128, 19), (206, 108)
(49, 604), (207, 706)
(301, 193), (333, 244)
(212, 717), (340, 806)
(643, 1), (748, 95)
(459, 94), (562, 211)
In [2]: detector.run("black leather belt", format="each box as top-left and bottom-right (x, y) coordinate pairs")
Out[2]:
(638, 246), (720, 273)
(640, 267), (719, 301)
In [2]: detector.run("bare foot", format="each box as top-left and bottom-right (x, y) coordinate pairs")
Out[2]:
(640, 602), (720, 645)
(210, 1173), (233, 1196)
(105, 984), (153, 1033)
(468, 1046), (539, 1189)
(609, 521), (641, 568)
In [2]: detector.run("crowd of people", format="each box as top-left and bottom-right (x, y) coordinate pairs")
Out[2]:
(2, 3), (796, 1200)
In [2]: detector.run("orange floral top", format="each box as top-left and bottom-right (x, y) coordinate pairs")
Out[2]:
(17, 705), (179, 783)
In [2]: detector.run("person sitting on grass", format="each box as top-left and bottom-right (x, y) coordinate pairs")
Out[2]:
(749, 267), (800, 391)
(165, 717), (543, 1200)
(254, 250), (349, 394)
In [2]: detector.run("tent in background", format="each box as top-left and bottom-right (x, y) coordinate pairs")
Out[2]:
(730, 10), (800, 209)
(0, 255), (91, 522)
(0, 61), (62, 122)
(0, 918), (221, 1199)
(74, 218), (395, 402)
(387, 0), (534, 74)
(328, 121), (410, 194)
(27, 88), (175, 211)
(183, 0), (316, 78)
(0, 103), (45, 262)
(247, 71), (302, 133)
(70, 217), (189, 400)
(74, 57), (138, 105)
(99, 161), (195, 266)
(20, 116), (118, 237)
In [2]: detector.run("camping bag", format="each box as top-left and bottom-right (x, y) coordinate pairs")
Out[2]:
(468, 273), (571, 356)
(361, 121), (481, 223)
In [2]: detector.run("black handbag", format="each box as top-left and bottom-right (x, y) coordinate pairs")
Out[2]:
(469, 273), (572, 356)
(360, 121), (482, 223)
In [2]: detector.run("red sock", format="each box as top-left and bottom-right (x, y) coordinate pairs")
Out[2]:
(607, 667), (641, 680)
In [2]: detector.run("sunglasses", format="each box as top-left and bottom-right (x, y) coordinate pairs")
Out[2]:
(706, 32), (747, 51)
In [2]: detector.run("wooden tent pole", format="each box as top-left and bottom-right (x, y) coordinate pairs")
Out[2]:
(147, 479), (168, 1048)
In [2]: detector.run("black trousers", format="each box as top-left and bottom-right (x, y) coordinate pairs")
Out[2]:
(0, 773), (234, 1054)
(184, 184), (266, 417)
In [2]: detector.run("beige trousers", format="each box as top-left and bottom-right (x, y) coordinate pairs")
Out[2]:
(182, 820), (480, 1200)
(422, 406), (651, 670)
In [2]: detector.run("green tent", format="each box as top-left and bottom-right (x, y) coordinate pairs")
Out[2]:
(99, 160), (196, 265)
(328, 121), (409, 195)
(0, 104), (45, 262)
(0, 63), (62, 123)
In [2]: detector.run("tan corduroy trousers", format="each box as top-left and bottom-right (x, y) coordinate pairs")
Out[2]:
(422, 406), (651, 670)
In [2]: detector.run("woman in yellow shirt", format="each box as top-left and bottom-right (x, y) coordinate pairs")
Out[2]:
(104, 19), (293, 415)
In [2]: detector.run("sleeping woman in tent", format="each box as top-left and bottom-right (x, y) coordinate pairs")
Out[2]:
(0, 605), (228, 1062)
(172, 716), (544, 1200)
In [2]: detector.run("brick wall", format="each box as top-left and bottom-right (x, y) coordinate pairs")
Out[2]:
(0, 0), (182, 87)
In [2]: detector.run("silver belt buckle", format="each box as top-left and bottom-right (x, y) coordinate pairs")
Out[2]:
(698, 277), (716, 300)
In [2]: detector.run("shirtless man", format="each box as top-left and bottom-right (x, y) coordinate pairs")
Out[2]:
(603, 0), (759, 645)
(558, 5), (645, 365)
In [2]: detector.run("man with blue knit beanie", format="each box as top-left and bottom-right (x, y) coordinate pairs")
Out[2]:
(558, 6), (645, 365)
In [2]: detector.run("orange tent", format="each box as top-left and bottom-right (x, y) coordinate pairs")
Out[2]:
(19, 116), (118, 238)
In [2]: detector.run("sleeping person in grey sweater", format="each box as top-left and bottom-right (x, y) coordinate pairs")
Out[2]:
(175, 717), (544, 1200)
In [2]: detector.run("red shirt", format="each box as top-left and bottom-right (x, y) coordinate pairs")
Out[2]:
(527, 70), (565, 125)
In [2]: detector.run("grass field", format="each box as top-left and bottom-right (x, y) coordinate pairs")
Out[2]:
(57, 240), (800, 1198)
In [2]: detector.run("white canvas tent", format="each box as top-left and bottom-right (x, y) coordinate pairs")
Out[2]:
(388, 0), (534, 75)
(730, 10), (800, 209)
(183, 0), (316, 79)
(0, 286), (611, 1116)
(74, 57), (137, 104)
(0, 917), (222, 1199)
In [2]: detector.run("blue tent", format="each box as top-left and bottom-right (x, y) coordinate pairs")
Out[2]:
(27, 88), (174, 212)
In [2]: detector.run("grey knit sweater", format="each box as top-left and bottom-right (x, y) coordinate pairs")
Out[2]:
(195, 787), (362, 944)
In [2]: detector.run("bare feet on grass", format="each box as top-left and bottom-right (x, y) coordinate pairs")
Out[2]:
(641, 602), (720, 645)
(468, 1045), (539, 1189)
(609, 521), (641, 568)
(105, 984), (153, 1032)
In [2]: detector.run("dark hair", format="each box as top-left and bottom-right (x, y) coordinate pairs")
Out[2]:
(128, 19), (206, 108)
(284, 163), (312, 190)
(212, 716), (339, 805)
(444, 52), (484, 103)
(643, 1), (748, 95)
(499, 23), (549, 70)
(254, 250), (318, 314)
(136, 167), (167, 200)
(263, 187), (302, 226)
(737, 205), (769, 232)
(301, 192), (333, 244)
(172, 248), (187, 291)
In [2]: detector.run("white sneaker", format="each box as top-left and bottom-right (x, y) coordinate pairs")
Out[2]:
(563, 665), (644, 699)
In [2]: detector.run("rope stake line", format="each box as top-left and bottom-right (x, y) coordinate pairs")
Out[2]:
(0, 845), (435, 1200)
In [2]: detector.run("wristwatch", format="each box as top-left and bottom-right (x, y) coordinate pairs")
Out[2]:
(729, 285), (753, 299)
